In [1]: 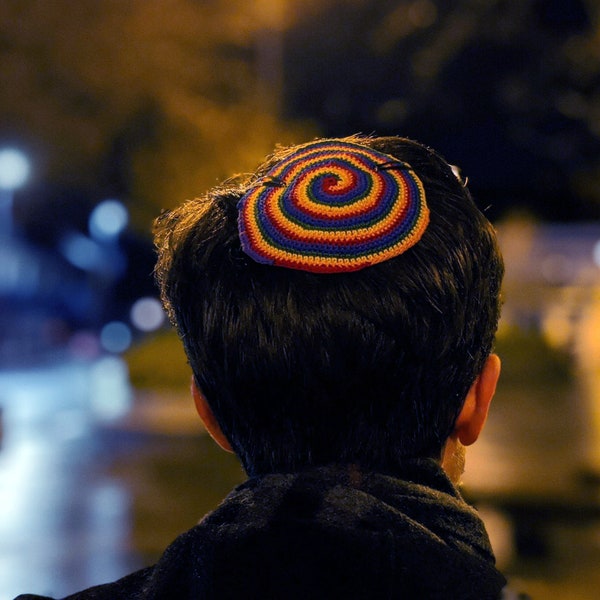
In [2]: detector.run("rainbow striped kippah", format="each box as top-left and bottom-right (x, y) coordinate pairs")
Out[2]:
(237, 139), (429, 273)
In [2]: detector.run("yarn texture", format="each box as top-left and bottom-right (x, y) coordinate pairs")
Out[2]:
(238, 140), (430, 273)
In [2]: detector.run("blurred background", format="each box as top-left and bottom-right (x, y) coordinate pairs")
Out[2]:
(0, 0), (599, 597)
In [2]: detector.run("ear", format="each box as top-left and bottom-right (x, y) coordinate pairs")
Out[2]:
(191, 378), (234, 453)
(452, 353), (501, 446)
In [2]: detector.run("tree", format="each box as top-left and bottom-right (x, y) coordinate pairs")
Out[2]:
(285, 0), (600, 220)
(0, 0), (314, 231)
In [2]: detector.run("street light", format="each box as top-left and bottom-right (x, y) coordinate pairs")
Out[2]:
(0, 148), (31, 237)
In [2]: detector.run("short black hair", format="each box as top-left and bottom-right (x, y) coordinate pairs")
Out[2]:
(154, 135), (504, 476)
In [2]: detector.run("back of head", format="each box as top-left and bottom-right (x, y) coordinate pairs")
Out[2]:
(154, 135), (504, 476)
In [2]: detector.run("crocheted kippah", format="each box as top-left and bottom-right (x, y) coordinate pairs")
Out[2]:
(237, 139), (429, 273)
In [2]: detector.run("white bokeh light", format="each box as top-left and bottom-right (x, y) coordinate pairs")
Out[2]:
(130, 297), (165, 332)
(89, 200), (128, 241)
(0, 148), (30, 190)
(89, 356), (132, 419)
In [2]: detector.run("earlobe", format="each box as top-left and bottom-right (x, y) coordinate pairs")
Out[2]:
(191, 378), (234, 453)
(453, 353), (501, 446)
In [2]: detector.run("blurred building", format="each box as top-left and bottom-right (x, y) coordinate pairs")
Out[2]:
(499, 220), (600, 469)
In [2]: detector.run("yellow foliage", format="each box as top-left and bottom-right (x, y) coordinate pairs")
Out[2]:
(125, 328), (191, 391)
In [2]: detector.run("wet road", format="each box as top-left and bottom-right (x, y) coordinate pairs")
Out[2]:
(0, 412), (244, 598)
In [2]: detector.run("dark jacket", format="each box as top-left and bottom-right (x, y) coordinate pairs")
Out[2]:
(16, 459), (506, 599)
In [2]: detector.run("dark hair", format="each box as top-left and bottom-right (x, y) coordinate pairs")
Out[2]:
(154, 135), (504, 476)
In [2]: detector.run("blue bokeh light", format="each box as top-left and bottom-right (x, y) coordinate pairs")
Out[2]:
(100, 321), (132, 354)
(89, 200), (128, 241)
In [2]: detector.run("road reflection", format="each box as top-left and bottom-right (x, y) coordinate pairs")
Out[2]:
(0, 358), (244, 599)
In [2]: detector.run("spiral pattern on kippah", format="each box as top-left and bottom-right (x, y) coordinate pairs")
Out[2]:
(237, 140), (429, 273)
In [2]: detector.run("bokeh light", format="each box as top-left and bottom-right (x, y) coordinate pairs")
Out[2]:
(99, 321), (132, 354)
(89, 200), (128, 241)
(130, 297), (165, 332)
(0, 148), (30, 190)
(59, 233), (104, 271)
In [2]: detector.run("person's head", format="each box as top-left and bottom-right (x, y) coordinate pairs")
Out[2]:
(154, 135), (504, 477)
